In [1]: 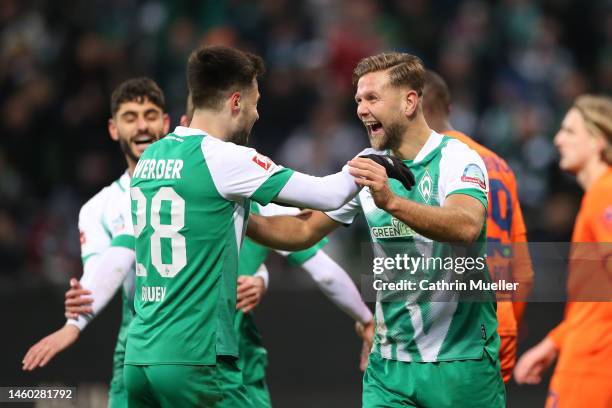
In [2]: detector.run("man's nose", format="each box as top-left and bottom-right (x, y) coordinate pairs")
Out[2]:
(357, 103), (369, 119)
(137, 116), (148, 131)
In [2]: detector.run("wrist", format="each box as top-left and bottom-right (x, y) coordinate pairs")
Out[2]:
(384, 194), (401, 213)
(542, 336), (558, 353)
(63, 324), (81, 339)
(254, 276), (266, 293)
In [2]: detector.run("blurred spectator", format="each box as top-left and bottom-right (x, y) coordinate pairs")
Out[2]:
(0, 0), (609, 283)
(278, 98), (366, 176)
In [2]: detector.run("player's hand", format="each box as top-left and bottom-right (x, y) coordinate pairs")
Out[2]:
(358, 154), (415, 191)
(355, 319), (374, 371)
(64, 278), (93, 319)
(514, 337), (558, 384)
(22, 325), (80, 371)
(348, 158), (397, 210)
(236, 275), (266, 314)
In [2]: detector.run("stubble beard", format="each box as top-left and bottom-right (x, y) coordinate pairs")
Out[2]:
(372, 121), (405, 151)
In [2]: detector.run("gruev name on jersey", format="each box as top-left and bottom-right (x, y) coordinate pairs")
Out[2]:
(327, 131), (499, 363)
(126, 126), (363, 366)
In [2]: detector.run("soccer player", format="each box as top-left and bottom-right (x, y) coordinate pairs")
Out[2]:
(422, 69), (534, 383)
(247, 52), (505, 407)
(22, 77), (170, 408)
(123, 45), (382, 407)
(514, 95), (612, 408)
(177, 103), (374, 406)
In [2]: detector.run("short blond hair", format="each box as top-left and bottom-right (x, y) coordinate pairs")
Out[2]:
(352, 52), (425, 95)
(573, 94), (612, 164)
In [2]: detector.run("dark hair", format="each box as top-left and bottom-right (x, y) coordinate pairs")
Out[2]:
(110, 77), (166, 116)
(352, 52), (425, 95)
(187, 45), (265, 111)
(423, 70), (451, 115)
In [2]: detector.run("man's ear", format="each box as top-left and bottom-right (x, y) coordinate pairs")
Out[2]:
(230, 91), (242, 114)
(162, 113), (170, 133)
(108, 118), (119, 141)
(179, 114), (189, 127)
(403, 90), (420, 118)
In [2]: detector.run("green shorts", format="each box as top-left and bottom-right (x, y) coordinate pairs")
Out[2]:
(363, 351), (505, 408)
(108, 349), (127, 408)
(244, 378), (271, 408)
(124, 356), (253, 408)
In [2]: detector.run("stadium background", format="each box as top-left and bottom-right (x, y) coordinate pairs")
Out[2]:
(0, 0), (610, 406)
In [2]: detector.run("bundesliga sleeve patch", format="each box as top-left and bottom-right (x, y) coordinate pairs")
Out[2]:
(79, 231), (86, 245)
(461, 163), (486, 189)
(251, 153), (275, 172)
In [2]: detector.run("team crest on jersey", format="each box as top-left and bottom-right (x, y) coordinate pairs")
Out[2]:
(461, 163), (486, 189)
(418, 170), (433, 203)
(371, 217), (416, 239)
(252, 153), (274, 171)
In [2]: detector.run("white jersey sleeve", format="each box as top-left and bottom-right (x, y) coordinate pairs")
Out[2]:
(78, 197), (111, 269)
(438, 139), (489, 208)
(202, 137), (294, 205)
(68, 174), (135, 330)
(203, 135), (361, 211)
(323, 147), (383, 224)
(67, 246), (135, 330)
(301, 251), (372, 324)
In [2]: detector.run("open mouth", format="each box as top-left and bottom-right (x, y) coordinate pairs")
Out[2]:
(132, 135), (154, 148)
(365, 121), (383, 135)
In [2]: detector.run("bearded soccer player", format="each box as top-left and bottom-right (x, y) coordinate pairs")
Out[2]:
(515, 95), (612, 408)
(123, 46), (388, 407)
(422, 70), (534, 383)
(248, 53), (505, 407)
(22, 78), (170, 408)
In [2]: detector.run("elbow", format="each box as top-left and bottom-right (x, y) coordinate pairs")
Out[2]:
(321, 193), (350, 212)
(457, 221), (483, 245)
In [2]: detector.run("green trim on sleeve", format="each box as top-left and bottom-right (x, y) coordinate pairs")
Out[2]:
(446, 188), (488, 210)
(286, 237), (329, 265)
(251, 168), (295, 205)
(81, 253), (98, 265)
(111, 234), (136, 250)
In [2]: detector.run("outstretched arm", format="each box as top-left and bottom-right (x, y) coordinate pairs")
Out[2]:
(288, 250), (372, 324)
(22, 246), (134, 371)
(66, 246), (135, 330)
(247, 210), (341, 251)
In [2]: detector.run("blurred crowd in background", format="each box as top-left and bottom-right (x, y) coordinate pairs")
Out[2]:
(1, 0), (611, 286)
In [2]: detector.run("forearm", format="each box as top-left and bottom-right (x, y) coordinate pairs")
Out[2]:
(67, 246), (135, 330)
(385, 196), (483, 244)
(275, 170), (360, 211)
(302, 252), (372, 324)
(247, 212), (336, 251)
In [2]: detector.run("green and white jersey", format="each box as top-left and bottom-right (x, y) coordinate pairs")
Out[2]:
(76, 171), (136, 361)
(125, 126), (294, 366)
(327, 131), (498, 362)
